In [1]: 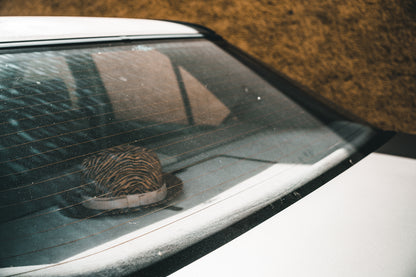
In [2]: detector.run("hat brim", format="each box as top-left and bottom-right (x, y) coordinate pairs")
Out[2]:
(59, 173), (183, 218)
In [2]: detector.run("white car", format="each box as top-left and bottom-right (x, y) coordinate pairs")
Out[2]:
(0, 17), (415, 277)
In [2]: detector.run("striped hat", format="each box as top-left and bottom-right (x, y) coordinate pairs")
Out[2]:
(63, 145), (183, 217)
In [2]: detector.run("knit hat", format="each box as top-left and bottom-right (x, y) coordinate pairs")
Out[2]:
(62, 145), (182, 217)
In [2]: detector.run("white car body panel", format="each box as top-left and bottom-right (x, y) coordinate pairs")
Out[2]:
(0, 17), (200, 45)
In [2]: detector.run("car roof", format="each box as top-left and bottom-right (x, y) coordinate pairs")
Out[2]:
(0, 17), (202, 47)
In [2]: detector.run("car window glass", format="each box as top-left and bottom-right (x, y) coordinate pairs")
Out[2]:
(0, 39), (375, 272)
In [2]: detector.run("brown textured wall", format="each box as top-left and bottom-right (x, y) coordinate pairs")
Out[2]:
(1, 0), (415, 133)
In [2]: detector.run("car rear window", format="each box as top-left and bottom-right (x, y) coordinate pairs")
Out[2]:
(0, 39), (376, 275)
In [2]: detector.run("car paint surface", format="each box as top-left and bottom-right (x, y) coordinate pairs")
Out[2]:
(0, 17), (199, 44)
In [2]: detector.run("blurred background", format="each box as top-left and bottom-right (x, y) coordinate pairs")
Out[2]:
(1, 0), (415, 134)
